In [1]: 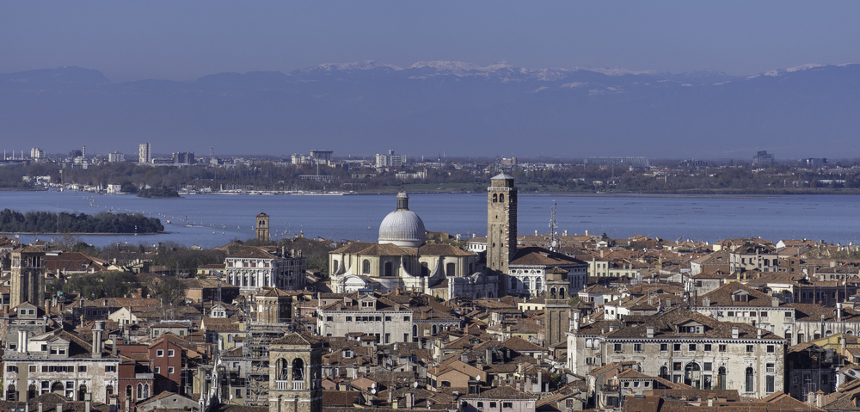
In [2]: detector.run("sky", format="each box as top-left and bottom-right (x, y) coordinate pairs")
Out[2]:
(2, 1), (859, 82)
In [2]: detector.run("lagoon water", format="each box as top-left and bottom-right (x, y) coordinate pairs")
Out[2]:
(1, 191), (859, 248)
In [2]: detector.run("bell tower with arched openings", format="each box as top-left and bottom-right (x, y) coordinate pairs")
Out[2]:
(256, 212), (270, 242)
(269, 334), (323, 412)
(487, 173), (517, 276)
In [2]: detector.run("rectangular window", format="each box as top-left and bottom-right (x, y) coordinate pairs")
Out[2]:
(660, 343), (668, 352)
(727, 311), (734, 317)
(105, 365), (116, 372)
(345, 316), (352, 322)
(688, 344), (697, 351)
(78, 366), (87, 372)
(614, 344), (622, 352)
(404, 316), (410, 321)
(29, 365), (36, 372)
(385, 316), (392, 322)
(155, 366), (161, 374)
(168, 367), (175, 374)
(704, 344), (712, 352)
(502, 402), (513, 408)
(490, 402), (497, 408)
(704, 362), (712, 371)
(761, 311), (768, 318)
(673, 362), (682, 371)
(766, 363), (775, 373)
(719, 344), (727, 352)
(326, 316), (333, 322)
(6, 366), (17, 372)
(785, 311), (792, 318)
(634, 344), (642, 352)
(673, 344), (681, 351)
(157, 350), (164, 357)
(766, 375), (775, 393)
(168, 349), (175, 357)
(746, 345), (754, 353)
(767, 345), (775, 353)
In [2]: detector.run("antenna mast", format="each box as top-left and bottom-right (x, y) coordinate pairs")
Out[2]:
(549, 201), (558, 252)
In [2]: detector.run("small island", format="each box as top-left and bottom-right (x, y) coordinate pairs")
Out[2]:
(0, 209), (164, 234)
(137, 187), (180, 198)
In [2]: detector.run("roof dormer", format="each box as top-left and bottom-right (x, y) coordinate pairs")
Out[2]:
(676, 320), (706, 334)
(731, 290), (750, 303)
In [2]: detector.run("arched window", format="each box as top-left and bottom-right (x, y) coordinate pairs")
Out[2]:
(28, 384), (36, 400)
(384, 262), (393, 277)
(684, 363), (701, 389)
(278, 358), (289, 380)
(51, 382), (64, 395)
(292, 358), (304, 381)
(560, 288), (566, 298)
(550, 287), (556, 298)
(362, 259), (371, 274)
(421, 262), (429, 276)
(745, 367), (754, 393)
(6, 384), (16, 402)
(499, 194), (504, 202)
(659, 366), (669, 380)
(717, 367), (727, 390)
(126, 385), (132, 400)
(78, 385), (88, 401)
(143, 384), (149, 399)
(106, 385), (114, 398)
(137, 383), (143, 400)
(432, 325), (437, 335)
(492, 194), (497, 202)
(412, 325), (417, 340)
(510, 278), (517, 290)
(446, 263), (456, 277)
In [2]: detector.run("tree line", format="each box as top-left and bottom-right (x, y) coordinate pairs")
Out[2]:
(0, 209), (164, 233)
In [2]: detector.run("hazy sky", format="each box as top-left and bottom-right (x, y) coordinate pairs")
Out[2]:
(2, 1), (858, 82)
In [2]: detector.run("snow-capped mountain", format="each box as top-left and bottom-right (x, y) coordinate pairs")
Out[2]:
(1, 61), (858, 158)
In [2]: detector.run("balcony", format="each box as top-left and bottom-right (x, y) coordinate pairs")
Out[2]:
(274, 380), (304, 390)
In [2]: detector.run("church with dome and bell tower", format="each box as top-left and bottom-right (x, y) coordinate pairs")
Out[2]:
(329, 191), (498, 299)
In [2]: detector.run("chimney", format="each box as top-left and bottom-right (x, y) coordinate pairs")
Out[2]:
(109, 334), (118, 356)
(486, 348), (493, 365)
(92, 321), (105, 358)
(772, 298), (779, 307)
(537, 369), (542, 393)
(757, 329), (762, 339)
(45, 299), (52, 315)
(646, 326), (654, 338)
(837, 303), (842, 321)
(38, 403), (43, 412)
(85, 393), (92, 412)
(702, 297), (710, 307)
(56, 404), (62, 412)
(406, 392), (414, 409)
(461, 353), (468, 363)
(572, 312), (580, 332)
(732, 327), (739, 339)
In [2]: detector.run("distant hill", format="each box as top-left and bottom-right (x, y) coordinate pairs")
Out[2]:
(1, 61), (859, 159)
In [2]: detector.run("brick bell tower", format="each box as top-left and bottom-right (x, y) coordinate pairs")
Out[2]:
(256, 212), (270, 242)
(487, 173), (518, 277)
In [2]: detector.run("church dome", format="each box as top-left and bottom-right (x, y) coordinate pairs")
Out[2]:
(378, 191), (426, 248)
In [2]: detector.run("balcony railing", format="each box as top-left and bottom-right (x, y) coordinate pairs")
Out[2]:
(274, 380), (304, 390)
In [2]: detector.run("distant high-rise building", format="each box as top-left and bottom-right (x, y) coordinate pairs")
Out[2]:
(375, 150), (406, 167)
(108, 151), (125, 163)
(172, 152), (195, 165)
(30, 148), (44, 159)
(753, 150), (775, 166)
(139, 143), (152, 164)
(309, 150), (333, 162)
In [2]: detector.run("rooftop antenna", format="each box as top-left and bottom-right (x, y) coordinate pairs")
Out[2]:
(549, 201), (558, 252)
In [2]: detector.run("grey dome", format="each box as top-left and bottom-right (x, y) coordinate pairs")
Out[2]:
(378, 191), (426, 248)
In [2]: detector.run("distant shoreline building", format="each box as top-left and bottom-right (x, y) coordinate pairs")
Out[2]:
(139, 143), (151, 164)
(376, 150), (406, 167)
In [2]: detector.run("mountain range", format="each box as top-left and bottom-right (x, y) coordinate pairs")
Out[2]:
(1, 61), (859, 159)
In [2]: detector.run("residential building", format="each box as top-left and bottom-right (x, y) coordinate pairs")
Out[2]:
(223, 246), (306, 292)
(139, 143), (151, 164)
(375, 150), (406, 167)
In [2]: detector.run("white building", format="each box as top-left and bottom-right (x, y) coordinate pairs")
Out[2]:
(138, 143), (151, 164)
(223, 246), (306, 293)
(375, 150), (406, 167)
(108, 151), (125, 163)
(567, 307), (786, 400)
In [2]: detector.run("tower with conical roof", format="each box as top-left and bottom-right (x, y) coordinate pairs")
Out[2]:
(487, 173), (517, 276)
